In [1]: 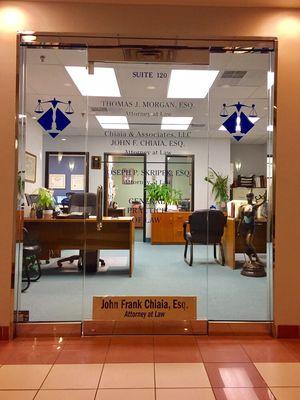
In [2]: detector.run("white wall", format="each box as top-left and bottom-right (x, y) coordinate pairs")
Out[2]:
(230, 143), (267, 178)
(25, 118), (43, 194)
(43, 135), (231, 211)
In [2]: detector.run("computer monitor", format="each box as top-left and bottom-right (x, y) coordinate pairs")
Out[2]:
(55, 195), (66, 204)
(180, 199), (191, 211)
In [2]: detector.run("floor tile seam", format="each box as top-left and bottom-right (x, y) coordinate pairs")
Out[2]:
(153, 353), (157, 400)
(96, 363), (105, 392)
(102, 336), (114, 364)
(37, 363), (58, 391)
(100, 385), (156, 389)
(240, 342), (299, 362)
(200, 362), (215, 390)
(32, 389), (98, 391)
(267, 385), (300, 388)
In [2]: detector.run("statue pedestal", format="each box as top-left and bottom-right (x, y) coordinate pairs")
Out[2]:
(241, 260), (266, 277)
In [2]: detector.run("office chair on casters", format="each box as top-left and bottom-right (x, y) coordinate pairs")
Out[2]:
(183, 210), (227, 267)
(22, 228), (42, 292)
(57, 192), (105, 269)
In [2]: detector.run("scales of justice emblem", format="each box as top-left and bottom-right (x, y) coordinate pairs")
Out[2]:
(34, 98), (74, 138)
(220, 101), (258, 142)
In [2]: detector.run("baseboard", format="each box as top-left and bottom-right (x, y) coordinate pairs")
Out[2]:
(13, 320), (276, 338)
(0, 326), (10, 340)
(82, 319), (208, 335)
(208, 321), (273, 336)
(277, 325), (300, 338)
(15, 322), (82, 337)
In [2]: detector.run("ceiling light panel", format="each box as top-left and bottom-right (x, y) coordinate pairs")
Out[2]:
(161, 117), (193, 130)
(167, 69), (219, 98)
(96, 116), (129, 130)
(65, 66), (121, 97)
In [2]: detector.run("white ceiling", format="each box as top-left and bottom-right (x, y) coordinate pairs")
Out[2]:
(25, 48), (273, 144)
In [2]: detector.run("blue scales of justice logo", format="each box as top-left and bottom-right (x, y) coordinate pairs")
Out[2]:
(220, 101), (258, 142)
(34, 98), (74, 138)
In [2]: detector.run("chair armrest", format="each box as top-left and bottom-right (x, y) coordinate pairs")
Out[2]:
(183, 221), (189, 240)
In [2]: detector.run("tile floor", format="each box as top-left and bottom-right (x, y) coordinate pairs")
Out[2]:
(0, 335), (300, 399)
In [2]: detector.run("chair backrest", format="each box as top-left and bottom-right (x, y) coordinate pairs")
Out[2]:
(189, 209), (226, 244)
(69, 193), (97, 215)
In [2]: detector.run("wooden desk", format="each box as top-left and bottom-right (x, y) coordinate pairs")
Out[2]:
(222, 217), (267, 269)
(24, 217), (134, 276)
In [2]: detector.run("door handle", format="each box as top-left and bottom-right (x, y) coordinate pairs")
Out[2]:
(96, 185), (103, 231)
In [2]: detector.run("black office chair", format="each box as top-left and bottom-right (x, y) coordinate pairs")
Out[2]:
(22, 228), (42, 292)
(60, 192), (75, 213)
(57, 192), (105, 269)
(183, 210), (227, 266)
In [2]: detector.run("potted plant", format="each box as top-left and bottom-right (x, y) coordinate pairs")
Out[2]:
(36, 187), (55, 219)
(146, 182), (182, 212)
(166, 188), (182, 211)
(204, 167), (229, 211)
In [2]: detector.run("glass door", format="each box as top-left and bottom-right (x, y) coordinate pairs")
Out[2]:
(15, 45), (89, 324)
(81, 55), (212, 334)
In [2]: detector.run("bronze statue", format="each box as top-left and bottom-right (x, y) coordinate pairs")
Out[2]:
(238, 191), (267, 277)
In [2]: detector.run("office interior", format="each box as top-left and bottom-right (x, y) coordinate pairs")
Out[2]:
(16, 44), (274, 324)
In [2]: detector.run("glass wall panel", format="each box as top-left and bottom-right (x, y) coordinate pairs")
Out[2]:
(15, 47), (88, 322)
(15, 39), (274, 329)
(207, 51), (274, 321)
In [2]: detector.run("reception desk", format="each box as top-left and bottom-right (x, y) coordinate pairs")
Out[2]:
(24, 217), (135, 276)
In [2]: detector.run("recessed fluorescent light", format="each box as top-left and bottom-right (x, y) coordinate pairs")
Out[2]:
(161, 117), (193, 130)
(96, 116), (129, 130)
(65, 66), (121, 97)
(61, 138), (67, 141)
(167, 69), (219, 98)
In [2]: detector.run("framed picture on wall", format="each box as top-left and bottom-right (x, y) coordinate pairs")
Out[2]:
(122, 168), (134, 184)
(25, 152), (37, 183)
(49, 174), (66, 189)
(71, 174), (84, 190)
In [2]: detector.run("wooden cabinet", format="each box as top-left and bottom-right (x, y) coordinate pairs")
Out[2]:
(130, 205), (144, 228)
(151, 212), (191, 244)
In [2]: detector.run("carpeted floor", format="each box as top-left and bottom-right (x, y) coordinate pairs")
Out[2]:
(17, 242), (272, 322)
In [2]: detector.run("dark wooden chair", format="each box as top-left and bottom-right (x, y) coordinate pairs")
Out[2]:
(183, 209), (227, 266)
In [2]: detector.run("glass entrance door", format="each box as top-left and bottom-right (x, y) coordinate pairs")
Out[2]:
(15, 36), (274, 334)
(81, 58), (211, 334)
